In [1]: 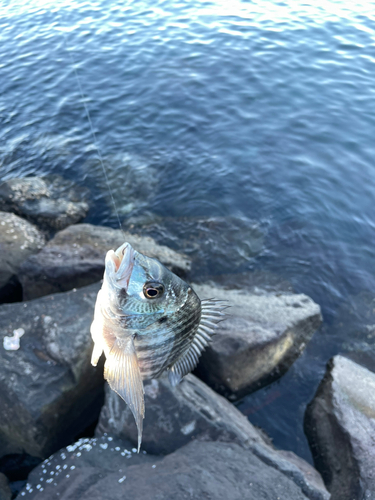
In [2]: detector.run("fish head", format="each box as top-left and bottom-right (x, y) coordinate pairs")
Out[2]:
(104, 242), (199, 327)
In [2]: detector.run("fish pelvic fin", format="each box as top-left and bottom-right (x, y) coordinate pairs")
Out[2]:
(168, 298), (228, 387)
(90, 289), (105, 366)
(104, 336), (145, 452)
(91, 341), (103, 367)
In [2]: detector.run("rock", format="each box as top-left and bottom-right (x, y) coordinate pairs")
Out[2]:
(18, 436), (327, 500)
(0, 176), (89, 232)
(123, 214), (265, 279)
(96, 374), (266, 455)
(0, 282), (103, 469)
(0, 473), (11, 500)
(304, 355), (375, 500)
(18, 223), (191, 300)
(97, 375), (329, 500)
(0, 212), (45, 303)
(193, 283), (322, 398)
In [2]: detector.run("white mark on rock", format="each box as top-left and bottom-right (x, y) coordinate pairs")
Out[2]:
(100, 443), (108, 450)
(181, 420), (196, 435)
(3, 328), (25, 351)
(118, 475), (126, 483)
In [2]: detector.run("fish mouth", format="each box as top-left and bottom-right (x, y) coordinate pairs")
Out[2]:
(106, 242), (136, 290)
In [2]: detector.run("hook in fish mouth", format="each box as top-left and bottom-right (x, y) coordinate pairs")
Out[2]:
(105, 242), (135, 290)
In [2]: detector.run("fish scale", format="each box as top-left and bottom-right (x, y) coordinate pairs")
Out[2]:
(91, 242), (226, 451)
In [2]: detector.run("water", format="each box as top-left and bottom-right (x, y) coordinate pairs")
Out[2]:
(1, 0), (375, 464)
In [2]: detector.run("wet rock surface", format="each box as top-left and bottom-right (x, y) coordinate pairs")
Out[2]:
(193, 283), (322, 398)
(19, 223), (191, 300)
(18, 436), (325, 500)
(96, 374), (266, 455)
(0, 176), (89, 232)
(0, 212), (45, 303)
(0, 473), (11, 500)
(0, 282), (103, 468)
(304, 355), (375, 500)
(97, 375), (329, 500)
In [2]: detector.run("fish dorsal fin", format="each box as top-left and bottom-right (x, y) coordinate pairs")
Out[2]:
(168, 298), (227, 387)
(104, 337), (145, 452)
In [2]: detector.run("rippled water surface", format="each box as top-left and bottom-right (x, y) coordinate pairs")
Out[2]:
(1, 0), (375, 464)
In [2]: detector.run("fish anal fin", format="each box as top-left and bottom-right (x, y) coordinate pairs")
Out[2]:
(104, 337), (145, 452)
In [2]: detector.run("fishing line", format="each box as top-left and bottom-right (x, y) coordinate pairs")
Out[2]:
(57, 21), (125, 236)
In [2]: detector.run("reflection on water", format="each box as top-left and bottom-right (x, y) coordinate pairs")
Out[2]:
(1, 0), (375, 464)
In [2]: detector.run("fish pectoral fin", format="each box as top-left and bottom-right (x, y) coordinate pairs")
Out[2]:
(104, 337), (145, 452)
(168, 299), (227, 387)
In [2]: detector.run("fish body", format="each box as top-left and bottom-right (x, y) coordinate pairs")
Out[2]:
(90, 242), (225, 450)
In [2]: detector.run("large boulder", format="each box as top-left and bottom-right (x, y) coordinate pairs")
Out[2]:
(96, 374), (265, 455)
(193, 283), (322, 398)
(18, 436), (327, 500)
(97, 375), (329, 500)
(18, 223), (191, 300)
(0, 176), (89, 232)
(0, 212), (45, 303)
(304, 355), (375, 500)
(0, 282), (103, 470)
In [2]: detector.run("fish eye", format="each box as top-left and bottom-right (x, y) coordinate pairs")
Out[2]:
(143, 282), (164, 299)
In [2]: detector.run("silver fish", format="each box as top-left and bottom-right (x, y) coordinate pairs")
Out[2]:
(90, 242), (226, 450)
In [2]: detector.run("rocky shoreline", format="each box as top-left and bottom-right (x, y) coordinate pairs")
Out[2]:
(0, 176), (373, 500)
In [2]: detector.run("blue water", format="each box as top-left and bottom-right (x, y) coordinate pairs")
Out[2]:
(1, 0), (375, 464)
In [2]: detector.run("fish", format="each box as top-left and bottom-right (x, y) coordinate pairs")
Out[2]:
(90, 242), (226, 451)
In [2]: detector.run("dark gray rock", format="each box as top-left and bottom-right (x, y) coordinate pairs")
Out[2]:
(97, 375), (329, 500)
(19, 223), (191, 300)
(96, 374), (266, 455)
(0, 176), (89, 231)
(0, 212), (45, 303)
(193, 283), (322, 398)
(305, 355), (375, 500)
(0, 282), (103, 464)
(18, 436), (324, 500)
(0, 473), (11, 500)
